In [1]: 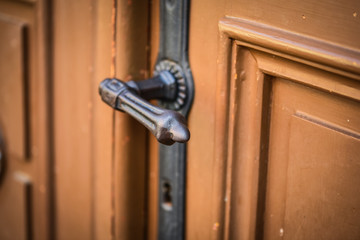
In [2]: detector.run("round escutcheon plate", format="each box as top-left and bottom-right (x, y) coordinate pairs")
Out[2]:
(154, 60), (187, 111)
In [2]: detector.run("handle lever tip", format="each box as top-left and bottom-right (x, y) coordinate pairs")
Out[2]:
(156, 112), (190, 145)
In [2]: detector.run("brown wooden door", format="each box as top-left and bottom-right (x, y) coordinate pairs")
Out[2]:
(0, 1), (51, 240)
(1, 0), (360, 240)
(147, 0), (360, 239)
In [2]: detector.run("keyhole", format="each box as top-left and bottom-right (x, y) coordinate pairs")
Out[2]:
(162, 181), (173, 211)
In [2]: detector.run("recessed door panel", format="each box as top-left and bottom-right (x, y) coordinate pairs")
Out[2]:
(0, 1), (50, 239)
(264, 78), (360, 240)
(0, 16), (27, 159)
(0, 15), (31, 240)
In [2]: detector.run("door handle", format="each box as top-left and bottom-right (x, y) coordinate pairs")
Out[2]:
(99, 0), (193, 239)
(98, 69), (189, 145)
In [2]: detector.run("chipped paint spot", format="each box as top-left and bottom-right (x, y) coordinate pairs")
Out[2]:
(353, 12), (358, 17)
(239, 70), (246, 82)
(213, 222), (220, 231)
(279, 228), (284, 237)
(302, 15), (306, 20)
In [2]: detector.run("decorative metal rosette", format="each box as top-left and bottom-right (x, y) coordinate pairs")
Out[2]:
(154, 60), (187, 110)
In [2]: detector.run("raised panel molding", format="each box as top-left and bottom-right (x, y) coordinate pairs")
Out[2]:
(0, 172), (32, 240)
(284, 114), (360, 239)
(0, 1), (51, 239)
(213, 17), (360, 240)
(0, 14), (29, 160)
(219, 17), (360, 81)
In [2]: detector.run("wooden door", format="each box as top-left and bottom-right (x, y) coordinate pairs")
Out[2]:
(147, 0), (360, 239)
(0, 1), (51, 240)
(52, 1), (150, 239)
(1, 0), (360, 240)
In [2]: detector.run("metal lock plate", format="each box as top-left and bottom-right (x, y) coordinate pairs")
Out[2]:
(156, 0), (194, 239)
(98, 0), (194, 238)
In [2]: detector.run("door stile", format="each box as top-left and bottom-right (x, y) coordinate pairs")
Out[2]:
(113, 0), (150, 239)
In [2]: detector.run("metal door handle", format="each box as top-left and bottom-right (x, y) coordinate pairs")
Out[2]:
(100, 0), (194, 237)
(99, 70), (190, 145)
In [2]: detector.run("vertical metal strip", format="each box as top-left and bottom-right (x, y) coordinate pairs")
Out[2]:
(158, 143), (186, 240)
(156, 0), (193, 239)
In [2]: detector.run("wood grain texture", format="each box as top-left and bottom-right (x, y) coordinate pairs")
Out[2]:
(149, 0), (360, 239)
(0, 0), (51, 239)
(148, 1), (160, 239)
(220, 17), (360, 80)
(214, 42), (271, 240)
(52, 0), (151, 239)
(286, 114), (360, 239)
(0, 15), (27, 159)
(216, 16), (360, 240)
(148, 0), (229, 239)
(113, 0), (149, 239)
(226, 0), (360, 49)
(227, 48), (267, 240)
(264, 78), (360, 240)
(93, 0), (113, 239)
(0, 172), (32, 240)
(53, 0), (95, 239)
(45, 0), (360, 239)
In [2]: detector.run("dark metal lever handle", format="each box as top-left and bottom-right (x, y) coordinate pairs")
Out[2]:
(99, 78), (190, 145)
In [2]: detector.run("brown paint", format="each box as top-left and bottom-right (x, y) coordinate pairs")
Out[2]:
(0, 0), (51, 239)
(1, 0), (360, 239)
(213, 15), (360, 240)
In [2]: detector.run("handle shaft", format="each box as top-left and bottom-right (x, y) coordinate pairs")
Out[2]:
(99, 78), (189, 145)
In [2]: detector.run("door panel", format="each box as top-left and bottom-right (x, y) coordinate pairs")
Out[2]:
(52, 0), (149, 239)
(50, 0), (359, 238)
(227, 0), (360, 50)
(265, 78), (360, 240)
(0, 1), (50, 240)
(150, 3), (360, 238)
(2, 0), (360, 239)
(210, 16), (360, 240)
(0, 17), (27, 159)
